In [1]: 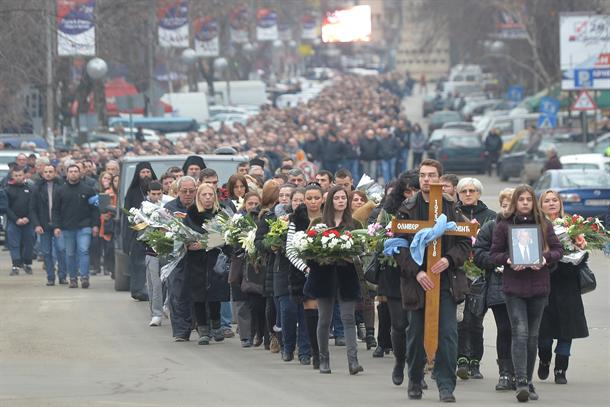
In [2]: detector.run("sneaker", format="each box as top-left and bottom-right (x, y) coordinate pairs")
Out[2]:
(537, 360), (550, 380)
(241, 339), (252, 348)
(456, 357), (470, 380)
(149, 316), (162, 327)
(300, 356), (311, 365)
(334, 337), (346, 346)
(23, 265), (33, 275)
(81, 278), (90, 289)
(222, 328), (235, 338)
(269, 335), (281, 353)
(9, 267), (20, 276)
(439, 389), (456, 403)
(174, 336), (189, 342)
(528, 383), (539, 401)
(163, 305), (170, 318)
(69, 279), (78, 288)
(46, 280), (55, 286)
(469, 359), (484, 379)
(58, 279), (68, 285)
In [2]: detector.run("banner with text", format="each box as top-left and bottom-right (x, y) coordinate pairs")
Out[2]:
(229, 5), (249, 44)
(57, 0), (96, 56)
(157, 0), (189, 48)
(194, 16), (219, 57)
(256, 8), (278, 41)
(301, 14), (317, 40)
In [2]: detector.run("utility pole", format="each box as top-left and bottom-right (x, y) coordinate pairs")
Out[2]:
(45, 0), (55, 148)
(147, 0), (158, 116)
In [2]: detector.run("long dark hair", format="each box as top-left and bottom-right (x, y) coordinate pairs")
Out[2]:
(502, 184), (551, 251)
(322, 186), (354, 228)
(384, 170), (419, 215)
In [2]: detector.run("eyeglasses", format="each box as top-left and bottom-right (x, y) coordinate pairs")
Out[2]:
(180, 189), (196, 194)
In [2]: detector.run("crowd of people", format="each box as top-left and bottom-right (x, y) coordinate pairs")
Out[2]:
(0, 72), (596, 404)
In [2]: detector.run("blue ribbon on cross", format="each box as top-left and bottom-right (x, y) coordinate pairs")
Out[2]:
(409, 214), (456, 266)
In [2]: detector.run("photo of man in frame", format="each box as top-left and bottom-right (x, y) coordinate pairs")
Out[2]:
(509, 225), (543, 266)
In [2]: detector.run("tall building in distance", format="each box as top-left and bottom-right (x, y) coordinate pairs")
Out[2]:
(394, 0), (450, 79)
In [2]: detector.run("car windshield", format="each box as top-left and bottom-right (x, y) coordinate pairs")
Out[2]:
(562, 163), (600, 170)
(558, 171), (610, 188)
(432, 112), (461, 124)
(443, 135), (481, 148)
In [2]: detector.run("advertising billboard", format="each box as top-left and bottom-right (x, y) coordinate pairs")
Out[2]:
(560, 13), (610, 90)
(57, 0), (96, 56)
(157, 0), (189, 48)
(321, 5), (371, 43)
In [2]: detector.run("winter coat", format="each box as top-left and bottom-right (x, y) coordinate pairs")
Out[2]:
(394, 192), (471, 310)
(303, 218), (363, 301)
(490, 214), (563, 298)
(185, 206), (229, 303)
(378, 136), (400, 160)
(29, 178), (64, 231)
(543, 155), (563, 171)
(473, 219), (505, 307)
(321, 139), (347, 164)
(539, 255), (589, 340)
(53, 181), (99, 230)
(410, 132), (427, 153)
(484, 133), (503, 153)
(457, 200), (496, 226)
(303, 138), (323, 162)
(254, 209), (277, 298)
(5, 182), (33, 222)
(359, 137), (380, 161)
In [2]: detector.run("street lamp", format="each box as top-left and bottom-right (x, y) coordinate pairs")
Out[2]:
(86, 57), (108, 80)
(181, 48), (198, 65)
(214, 57), (231, 105)
(86, 57), (108, 133)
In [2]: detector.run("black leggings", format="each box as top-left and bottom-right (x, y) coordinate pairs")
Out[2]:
(193, 301), (221, 327)
(247, 294), (267, 341)
(491, 304), (512, 360)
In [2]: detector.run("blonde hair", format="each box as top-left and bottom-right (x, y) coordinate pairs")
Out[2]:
(539, 189), (565, 219)
(195, 183), (220, 213)
(498, 187), (514, 205)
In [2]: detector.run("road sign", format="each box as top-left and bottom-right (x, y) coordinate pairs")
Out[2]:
(537, 114), (557, 129)
(539, 96), (560, 116)
(574, 69), (594, 88)
(506, 85), (524, 102)
(571, 90), (597, 111)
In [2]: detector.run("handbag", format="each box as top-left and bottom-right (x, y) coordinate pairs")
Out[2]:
(466, 276), (488, 317)
(364, 253), (381, 286)
(578, 262), (596, 294)
(240, 262), (264, 295)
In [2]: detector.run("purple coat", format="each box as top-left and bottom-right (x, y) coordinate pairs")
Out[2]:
(490, 214), (563, 298)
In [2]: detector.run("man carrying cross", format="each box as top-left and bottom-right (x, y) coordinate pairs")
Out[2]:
(394, 159), (471, 403)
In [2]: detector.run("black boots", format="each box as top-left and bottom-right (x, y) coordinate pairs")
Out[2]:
(469, 359), (483, 379)
(407, 380), (423, 400)
(456, 357), (470, 380)
(496, 358), (515, 391)
(365, 327), (377, 350)
(319, 352), (331, 374)
(197, 326), (210, 345)
(348, 355), (364, 375)
(391, 329), (406, 385)
(554, 355), (569, 384)
(515, 379), (529, 403)
(537, 347), (552, 380)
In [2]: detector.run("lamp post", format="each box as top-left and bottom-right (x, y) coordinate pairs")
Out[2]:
(86, 57), (108, 132)
(181, 48), (199, 92)
(214, 57), (230, 105)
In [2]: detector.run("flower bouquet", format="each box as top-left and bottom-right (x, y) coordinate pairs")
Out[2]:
(218, 212), (258, 246)
(263, 216), (289, 251)
(292, 223), (366, 265)
(356, 173), (384, 204)
(553, 214), (610, 264)
(353, 221), (397, 267)
(462, 256), (485, 280)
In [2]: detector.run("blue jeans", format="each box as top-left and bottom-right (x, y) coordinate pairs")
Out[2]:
(380, 158), (396, 184)
(361, 160), (377, 181)
(278, 295), (310, 358)
(400, 148), (410, 172)
(221, 301), (233, 329)
(63, 227), (92, 280)
(39, 229), (66, 282)
(7, 222), (35, 266)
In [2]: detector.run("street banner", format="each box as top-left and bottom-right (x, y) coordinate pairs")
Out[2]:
(560, 13), (610, 90)
(301, 14), (317, 40)
(157, 0), (189, 48)
(194, 16), (219, 57)
(494, 7), (527, 39)
(56, 0), (96, 56)
(256, 8), (278, 41)
(229, 5), (249, 44)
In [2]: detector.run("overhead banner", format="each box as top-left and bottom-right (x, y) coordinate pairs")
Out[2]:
(194, 16), (219, 57)
(56, 0), (96, 56)
(301, 14), (317, 40)
(560, 13), (610, 90)
(157, 0), (189, 48)
(229, 5), (249, 44)
(494, 8), (527, 39)
(278, 21), (292, 41)
(256, 8), (278, 41)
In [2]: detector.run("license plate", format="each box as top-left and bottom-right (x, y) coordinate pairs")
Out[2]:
(585, 199), (610, 206)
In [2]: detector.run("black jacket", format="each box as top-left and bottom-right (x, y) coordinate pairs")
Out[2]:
(359, 137), (380, 161)
(321, 139), (347, 164)
(29, 178), (64, 230)
(53, 181), (99, 230)
(484, 133), (503, 153)
(378, 136), (400, 160)
(457, 200), (496, 226)
(6, 182), (33, 222)
(473, 219), (505, 307)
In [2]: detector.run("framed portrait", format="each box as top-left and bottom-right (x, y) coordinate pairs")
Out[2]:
(508, 224), (543, 267)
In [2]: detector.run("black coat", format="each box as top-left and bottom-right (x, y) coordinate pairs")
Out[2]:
(359, 137), (380, 161)
(473, 220), (505, 307)
(539, 257), (589, 340)
(29, 178), (64, 230)
(185, 207), (229, 303)
(378, 136), (400, 160)
(457, 200), (496, 226)
(5, 182), (33, 222)
(254, 209), (276, 298)
(321, 139), (347, 164)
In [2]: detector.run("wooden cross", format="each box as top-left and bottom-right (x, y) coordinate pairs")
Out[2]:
(391, 183), (478, 364)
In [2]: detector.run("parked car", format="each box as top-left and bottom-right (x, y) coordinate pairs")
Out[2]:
(113, 152), (248, 291)
(498, 137), (592, 183)
(441, 121), (476, 132)
(426, 128), (473, 159)
(428, 110), (463, 134)
(436, 133), (486, 173)
(560, 154), (610, 172)
(589, 132), (610, 155)
(533, 169), (610, 219)
(423, 94), (444, 117)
